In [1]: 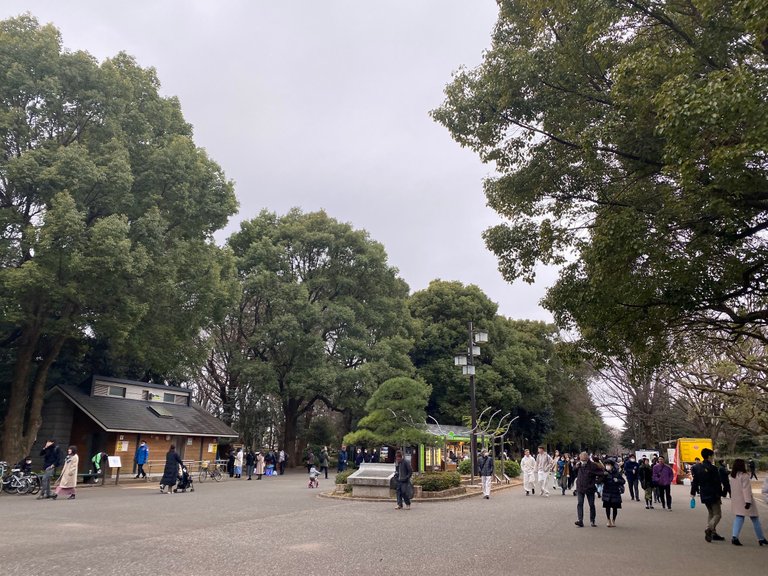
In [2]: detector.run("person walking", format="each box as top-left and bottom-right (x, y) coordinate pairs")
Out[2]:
(748, 458), (759, 481)
(521, 449), (536, 496)
(159, 445), (183, 494)
(535, 446), (553, 497)
(394, 450), (413, 510)
(638, 457), (654, 509)
(478, 448), (494, 499)
(278, 449), (286, 475)
(337, 445), (348, 473)
(319, 447), (330, 480)
(623, 454), (640, 502)
(305, 448), (315, 473)
(557, 454), (570, 495)
(574, 451), (605, 527)
(245, 449), (255, 480)
(602, 459), (625, 527)
(53, 446), (79, 500)
(718, 460), (731, 498)
(255, 451), (265, 480)
(37, 439), (63, 500)
(134, 440), (149, 479)
(729, 459), (767, 546)
(691, 448), (726, 542)
(354, 448), (364, 467)
(234, 447), (243, 479)
(652, 456), (674, 510)
(227, 450), (235, 478)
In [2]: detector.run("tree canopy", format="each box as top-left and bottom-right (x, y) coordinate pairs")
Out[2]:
(203, 209), (414, 461)
(432, 0), (768, 358)
(0, 16), (237, 463)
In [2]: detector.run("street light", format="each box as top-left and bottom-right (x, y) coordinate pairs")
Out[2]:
(453, 321), (488, 486)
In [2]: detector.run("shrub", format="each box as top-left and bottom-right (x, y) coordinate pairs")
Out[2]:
(335, 469), (355, 484)
(497, 459), (521, 478)
(457, 457), (521, 477)
(413, 471), (461, 492)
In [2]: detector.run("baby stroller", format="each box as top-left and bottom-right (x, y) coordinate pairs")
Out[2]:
(174, 465), (194, 493)
(308, 465), (320, 488)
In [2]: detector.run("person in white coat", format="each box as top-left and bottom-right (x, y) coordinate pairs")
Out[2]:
(521, 449), (536, 496)
(234, 448), (243, 479)
(535, 446), (553, 497)
(728, 458), (767, 546)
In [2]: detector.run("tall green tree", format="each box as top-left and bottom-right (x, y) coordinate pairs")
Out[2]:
(432, 0), (768, 358)
(0, 16), (237, 463)
(225, 209), (414, 462)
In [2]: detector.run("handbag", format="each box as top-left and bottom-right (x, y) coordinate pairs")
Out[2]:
(389, 475), (398, 491)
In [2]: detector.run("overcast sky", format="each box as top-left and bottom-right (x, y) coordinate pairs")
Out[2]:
(2, 1), (557, 321)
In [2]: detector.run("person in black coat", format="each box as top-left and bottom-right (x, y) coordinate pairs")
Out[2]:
(691, 448), (725, 542)
(602, 459), (625, 527)
(718, 460), (731, 498)
(245, 449), (255, 480)
(160, 445), (183, 494)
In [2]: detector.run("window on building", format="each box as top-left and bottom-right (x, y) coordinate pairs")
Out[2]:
(108, 386), (126, 398)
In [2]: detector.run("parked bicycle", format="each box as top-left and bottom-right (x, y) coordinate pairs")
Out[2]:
(198, 460), (222, 483)
(0, 462), (31, 495)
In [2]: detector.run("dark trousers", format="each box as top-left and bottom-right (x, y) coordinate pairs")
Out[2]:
(41, 466), (55, 497)
(627, 476), (638, 500)
(658, 484), (672, 508)
(136, 463), (146, 478)
(396, 481), (411, 507)
(320, 465), (328, 479)
(279, 461), (285, 475)
(750, 470), (758, 480)
(577, 490), (596, 524)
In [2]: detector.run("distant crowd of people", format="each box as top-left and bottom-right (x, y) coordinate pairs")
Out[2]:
(518, 445), (767, 546)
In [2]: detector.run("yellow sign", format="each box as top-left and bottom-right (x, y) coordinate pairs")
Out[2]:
(677, 438), (713, 463)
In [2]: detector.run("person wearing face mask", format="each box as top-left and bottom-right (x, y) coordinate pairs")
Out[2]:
(637, 457), (654, 509)
(623, 455), (640, 502)
(574, 451), (605, 527)
(602, 459), (625, 527)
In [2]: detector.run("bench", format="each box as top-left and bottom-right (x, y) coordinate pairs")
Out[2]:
(77, 472), (104, 485)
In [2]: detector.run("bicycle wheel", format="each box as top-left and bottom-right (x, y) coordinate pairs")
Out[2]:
(198, 469), (207, 483)
(211, 468), (222, 482)
(14, 478), (29, 494)
(27, 475), (40, 495)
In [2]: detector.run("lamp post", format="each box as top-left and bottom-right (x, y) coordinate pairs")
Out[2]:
(454, 321), (488, 486)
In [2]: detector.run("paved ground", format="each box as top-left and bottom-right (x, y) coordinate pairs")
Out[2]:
(2, 472), (766, 575)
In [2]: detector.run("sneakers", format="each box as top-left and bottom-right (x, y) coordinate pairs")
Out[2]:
(67, 494), (75, 500)
(711, 533), (725, 541)
(50, 493), (58, 500)
(574, 521), (584, 527)
(590, 522), (597, 527)
(732, 537), (742, 546)
(405, 505), (411, 510)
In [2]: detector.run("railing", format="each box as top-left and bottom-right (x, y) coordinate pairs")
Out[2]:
(131, 459), (228, 480)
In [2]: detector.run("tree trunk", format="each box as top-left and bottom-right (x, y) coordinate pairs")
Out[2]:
(282, 398), (299, 467)
(1, 324), (39, 463)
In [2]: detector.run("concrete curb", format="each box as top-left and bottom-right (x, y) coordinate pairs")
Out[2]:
(319, 477), (522, 503)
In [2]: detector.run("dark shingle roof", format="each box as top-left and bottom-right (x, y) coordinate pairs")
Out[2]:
(55, 384), (238, 438)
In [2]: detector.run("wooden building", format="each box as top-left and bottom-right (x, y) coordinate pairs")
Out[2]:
(33, 375), (238, 476)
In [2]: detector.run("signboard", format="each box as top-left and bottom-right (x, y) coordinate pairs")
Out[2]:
(634, 450), (657, 462)
(677, 438), (712, 463)
(107, 456), (122, 468)
(207, 443), (217, 454)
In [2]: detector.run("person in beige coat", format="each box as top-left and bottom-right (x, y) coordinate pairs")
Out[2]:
(53, 446), (79, 500)
(728, 458), (767, 546)
(255, 451), (265, 480)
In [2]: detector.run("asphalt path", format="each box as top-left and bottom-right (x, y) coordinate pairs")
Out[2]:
(2, 472), (766, 575)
